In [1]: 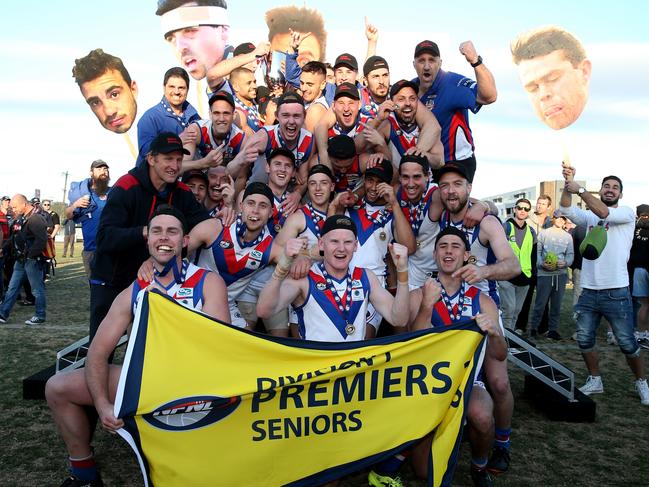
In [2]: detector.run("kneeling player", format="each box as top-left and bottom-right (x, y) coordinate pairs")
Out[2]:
(45, 206), (230, 486)
(408, 227), (506, 487)
(256, 215), (411, 341)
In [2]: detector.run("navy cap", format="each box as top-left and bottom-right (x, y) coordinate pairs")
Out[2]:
(365, 158), (394, 184)
(414, 40), (440, 58)
(333, 53), (358, 71)
(208, 90), (235, 108)
(334, 82), (360, 101)
(363, 56), (389, 77)
(389, 79), (419, 99)
(150, 132), (190, 155)
(322, 215), (357, 237)
(234, 42), (256, 56)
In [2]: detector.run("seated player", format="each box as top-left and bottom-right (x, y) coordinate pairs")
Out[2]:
(45, 206), (230, 487)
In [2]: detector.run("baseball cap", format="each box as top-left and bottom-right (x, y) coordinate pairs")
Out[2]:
(276, 91), (305, 109)
(208, 90), (235, 108)
(365, 158), (394, 184)
(389, 79), (419, 99)
(435, 163), (470, 182)
(327, 135), (356, 160)
(31, 197), (41, 205)
(90, 159), (109, 170)
(234, 42), (256, 57)
(243, 182), (274, 206)
(334, 82), (360, 101)
(435, 226), (470, 250)
(150, 132), (190, 155)
(308, 164), (334, 182)
(637, 204), (649, 217)
(333, 53), (358, 71)
(267, 147), (296, 166)
(363, 56), (389, 77)
(1, 196), (10, 201)
(414, 40), (440, 58)
(399, 153), (429, 173)
(322, 215), (357, 237)
(182, 169), (208, 185)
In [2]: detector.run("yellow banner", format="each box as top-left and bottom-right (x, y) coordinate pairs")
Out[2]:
(115, 291), (485, 487)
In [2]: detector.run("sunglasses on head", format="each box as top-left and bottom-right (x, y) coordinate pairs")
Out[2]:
(515, 205), (530, 211)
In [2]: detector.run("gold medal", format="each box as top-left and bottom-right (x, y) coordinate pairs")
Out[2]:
(274, 224), (282, 233)
(379, 231), (387, 241)
(345, 323), (356, 335)
(468, 255), (478, 264)
(416, 240), (421, 248)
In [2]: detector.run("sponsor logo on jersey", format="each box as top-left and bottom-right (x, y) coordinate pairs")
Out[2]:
(250, 250), (263, 260)
(176, 288), (193, 298)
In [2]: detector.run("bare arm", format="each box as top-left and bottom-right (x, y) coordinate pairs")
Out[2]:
(201, 272), (231, 323)
(562, 164), (609, 219)
(381, 183), (416, 254)
(86, 286), (134, 425)
(227, 129), (268, 178)
(305, 104), (328, 133)
(314, 110), (336, 166)
(258, 239), (307, 317)
(206, 42), (270, 90)
(368, 243), (410, 327)
(478, 216), (520, 281)
(459, 41), (497, 105)
(414, 102), (442, 153)
(411, 278), (442, 330)
(188, 218), (222, 255)
(364, 17), (378, 60)
(477, 293), (507, 361)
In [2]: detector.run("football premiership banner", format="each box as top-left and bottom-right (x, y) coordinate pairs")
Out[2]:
(115, 292), (485, 487)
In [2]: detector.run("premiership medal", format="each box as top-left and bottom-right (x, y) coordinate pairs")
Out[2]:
(345, 323), (356, 335)
(379, 231), (387, 241)
(318, 263), (354, 334)
(416, 240), (421, 248)
(274, 223), (282, 233)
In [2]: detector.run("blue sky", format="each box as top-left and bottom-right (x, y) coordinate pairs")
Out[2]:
(2, 0), (648, 206)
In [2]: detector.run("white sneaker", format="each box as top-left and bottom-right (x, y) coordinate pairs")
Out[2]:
(579, 375), (604, 395)
(635, 379), (649, 406)
(606, 332), (617, 346)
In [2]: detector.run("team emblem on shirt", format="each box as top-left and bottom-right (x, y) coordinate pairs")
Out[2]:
(316, 282), (327, 291)
(219, 240), (233, 249)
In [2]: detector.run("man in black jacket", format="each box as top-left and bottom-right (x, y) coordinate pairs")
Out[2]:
(0, 195), (49, 325)
(89, 132), (209, 341)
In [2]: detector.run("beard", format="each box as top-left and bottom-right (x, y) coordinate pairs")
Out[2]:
(93, 176), (110, 196)
(602, 196), (619, 207)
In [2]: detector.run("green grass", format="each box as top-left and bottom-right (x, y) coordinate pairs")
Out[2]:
(1, 246), (648, 486)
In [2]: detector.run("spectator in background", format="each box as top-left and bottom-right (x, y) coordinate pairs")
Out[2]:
(568, 220), (587, 339)
(561, 166), (649, 405)
(65, 159), (111, 277)
(62, 218), (76, 258)
(500, 198), (537, 332)
(517, 194), (554, 333)
(136, 67), (200, 167)
(0, 195), (48, 325)
(529, 212), (574, 340)
(0, 196), (10, 299)
(41, 200), (60, 238)
(630, 204), (649, 349)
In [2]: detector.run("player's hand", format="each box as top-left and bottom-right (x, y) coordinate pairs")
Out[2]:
(179, 125), (199, 145)
(285, 237), (308, 259)
(364, 153), (384, 170)
(361, 124), (385, 148)
(219, 175), (236, 207)
(202, 143), (225, 169)
(377, 100), (397, 121)
(377, 182), (396, 205)
(459, 41), (479, 65)
(282, 191), (301, 216)
(474, 312), (501, 337)
(215, 206), (236, 227)
(406, 146), (427, 158)
(364, 17), (379, 42)
(452, 264), (484, 284)
(97, 403), (124, 434)
(333, 190), (358, 210)
(421, 277), (442, 304)
(388, 242), (408, 271)
(240, 145), (259, 167)
(564, 180), (581, 195)
(290, 255), (312, 280)
(289, 29), (312, 51)
(137, 257), (155, 283)
(465, 202), (487, 228)
(253, 41), (270, 58)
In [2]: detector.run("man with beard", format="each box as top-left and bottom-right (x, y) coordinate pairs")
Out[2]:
(65, 160), (112, 277)
(183, 91), (244, 171)
(231, 92), (317, 216)
(374, 80), (444, 170)
(330, 158), (416, 333)
(45, 206), (230, 487)
(432, 163), (519, 475)
(231, 67), (263, 135)
(182, 169), (209, 206)
(560, 166), (649, 405)
(72, 49), (138, 135)
(360, 55), (390, 118)
(205, 166), (235, 217)
(300, 61), (329, 132)
(257, 215), (411, 342)
(412, 40), (497, 182)
(136, 67), (200, 167)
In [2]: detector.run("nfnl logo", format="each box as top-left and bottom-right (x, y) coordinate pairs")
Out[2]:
(144, 395), (240, 431)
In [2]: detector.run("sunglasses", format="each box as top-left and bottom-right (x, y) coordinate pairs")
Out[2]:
(515, 205), (530, 211)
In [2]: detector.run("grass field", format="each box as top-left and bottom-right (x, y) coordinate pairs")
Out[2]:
(1, 246), (648, 486)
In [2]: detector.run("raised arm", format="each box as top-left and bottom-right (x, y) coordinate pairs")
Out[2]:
(379, 183), (417, 254)
(459, 41), (497, 105)
(206, 42), (270, 90)
(258, 239), (307, 318)
(368, 243), (410, 327)
(411, 278), (442, 330)
(364, 17), (378, 60)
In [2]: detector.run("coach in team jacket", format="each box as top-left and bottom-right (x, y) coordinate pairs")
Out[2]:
(89, 132), (209, 341)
